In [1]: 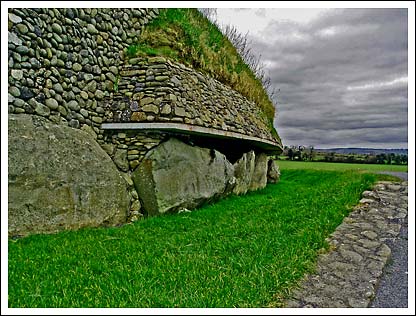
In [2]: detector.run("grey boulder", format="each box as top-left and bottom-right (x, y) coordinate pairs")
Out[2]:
(267, 159), (281, 184)
(233, 150), (256, 195)
(249, 152), (269, 191)
(8, 114), (130, 237)
(132, 138), (235, 215)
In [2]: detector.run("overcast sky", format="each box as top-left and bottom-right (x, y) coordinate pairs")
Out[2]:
(214, 8), (409, 149)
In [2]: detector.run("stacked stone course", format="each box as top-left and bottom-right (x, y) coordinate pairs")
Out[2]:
(101, 56), (280, 170)
(105, 57), (275, 143)
(8, 8), (159, 142)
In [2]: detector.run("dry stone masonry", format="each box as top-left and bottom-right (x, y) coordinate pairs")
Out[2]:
(8, 7), (282, 236)
(284, 181), (408, 308)
(105, 58), (277, 143)
(8, 8), (159, 138)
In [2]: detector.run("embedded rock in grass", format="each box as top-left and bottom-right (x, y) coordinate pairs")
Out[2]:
(132, 138), (235, 215)
(249, 152), (269, 191)
(8, 114), (130, 237)
(233, 150), (256, 195)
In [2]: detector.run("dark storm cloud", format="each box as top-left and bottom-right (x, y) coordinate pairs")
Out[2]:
(250, 8), (408, 148)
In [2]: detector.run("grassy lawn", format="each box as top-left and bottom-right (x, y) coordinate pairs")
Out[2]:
(8, 170), (391, 308)
(276, 160), (408, 172)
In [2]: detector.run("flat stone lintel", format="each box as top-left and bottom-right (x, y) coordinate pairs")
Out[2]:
(101, 122), (282, 154)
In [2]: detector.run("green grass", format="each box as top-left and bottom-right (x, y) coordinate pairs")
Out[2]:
(277, 160), (408, 172)
(9, 170), (383, 308)
(125, 8), (278, 139)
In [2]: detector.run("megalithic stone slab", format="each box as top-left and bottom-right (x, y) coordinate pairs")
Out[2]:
(249, 152), (269, 191)
(132, 138), (235, 215)
(8, 114), (130, 237)
(233, 150), (256, 195)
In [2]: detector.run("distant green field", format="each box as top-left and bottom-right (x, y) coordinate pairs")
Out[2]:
(276, 160), (408, 172)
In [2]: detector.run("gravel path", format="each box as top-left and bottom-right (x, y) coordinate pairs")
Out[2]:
(376, 171), (408, 181)
(370, 171), (408, 308)
(370, 219), (408, 307)
(283, 180), (408, 308)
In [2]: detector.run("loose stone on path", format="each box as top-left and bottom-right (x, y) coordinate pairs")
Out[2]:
(283, 181), (408, 308)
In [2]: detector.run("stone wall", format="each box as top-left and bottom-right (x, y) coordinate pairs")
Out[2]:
(99, 56), (281, 170)
(8, 8), (282, 232)
(8, 8), (159, 139)
(105, 57), (277, 143)
(8, 8), (281, 170)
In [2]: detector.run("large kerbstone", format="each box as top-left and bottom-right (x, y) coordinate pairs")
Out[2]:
(132, 138), (235, 215)
(233, 150), (255, 195)
(8, 114), (130, 237)
(267, 159), (281, 184)
(249, 152), (269, 191)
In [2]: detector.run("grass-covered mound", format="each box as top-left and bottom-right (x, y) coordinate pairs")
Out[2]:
(9, 170), (386, 307)
(125, 8), (278, 137)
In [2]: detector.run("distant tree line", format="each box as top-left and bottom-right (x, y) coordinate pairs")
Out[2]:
(279, 146), (408, 165)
